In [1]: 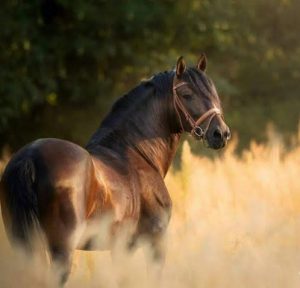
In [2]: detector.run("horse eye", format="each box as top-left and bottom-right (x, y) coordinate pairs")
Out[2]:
(182, 94), (192, 100)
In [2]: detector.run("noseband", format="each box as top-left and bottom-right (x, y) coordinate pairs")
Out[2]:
(173, 81), (222, 139)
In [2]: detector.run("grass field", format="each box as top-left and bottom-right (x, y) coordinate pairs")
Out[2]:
(1, 131), (300, 288)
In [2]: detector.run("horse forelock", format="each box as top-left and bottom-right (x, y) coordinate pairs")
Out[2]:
(184, 68), (221, 105)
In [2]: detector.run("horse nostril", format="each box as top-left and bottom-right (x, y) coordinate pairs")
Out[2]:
(213, 128), (222, 140)
(224, 129), (231, 140)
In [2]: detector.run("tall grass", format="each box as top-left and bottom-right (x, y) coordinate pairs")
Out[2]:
(1, 132), (300, 287)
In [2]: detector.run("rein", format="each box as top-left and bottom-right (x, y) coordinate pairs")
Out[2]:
(173, 81), (222, 139)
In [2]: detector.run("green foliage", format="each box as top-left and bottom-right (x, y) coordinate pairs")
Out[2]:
(0, 0), (299, 149)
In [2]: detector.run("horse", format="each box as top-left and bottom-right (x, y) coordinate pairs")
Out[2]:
(0, 54), (230, 285)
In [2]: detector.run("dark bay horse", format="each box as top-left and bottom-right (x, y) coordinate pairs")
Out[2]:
(0, 55), (230, 285)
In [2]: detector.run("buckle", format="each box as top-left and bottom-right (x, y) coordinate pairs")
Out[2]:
(193, 126), (204, 139)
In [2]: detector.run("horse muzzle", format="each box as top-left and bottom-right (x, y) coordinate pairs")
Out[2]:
(206, 126), (231, 150)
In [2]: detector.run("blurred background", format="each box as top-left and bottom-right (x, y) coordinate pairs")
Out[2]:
(1, 0), (299, 153)
(1, 2), (300, 287)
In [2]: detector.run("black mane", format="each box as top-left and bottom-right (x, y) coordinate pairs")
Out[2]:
(86, 71), (174, 151)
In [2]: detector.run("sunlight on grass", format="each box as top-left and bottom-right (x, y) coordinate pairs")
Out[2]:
(1, 131), (300, 287)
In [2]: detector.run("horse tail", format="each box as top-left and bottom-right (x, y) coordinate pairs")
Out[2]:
(1, 157), (39, 248)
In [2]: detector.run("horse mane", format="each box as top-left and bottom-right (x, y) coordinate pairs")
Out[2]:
(86, 71), (174, 150)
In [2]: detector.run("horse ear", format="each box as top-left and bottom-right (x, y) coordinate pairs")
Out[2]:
(197, 53), (207, 72)
(176, 56), (186, 77)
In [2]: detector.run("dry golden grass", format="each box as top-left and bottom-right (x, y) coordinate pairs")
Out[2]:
(1, 131), (300, 287)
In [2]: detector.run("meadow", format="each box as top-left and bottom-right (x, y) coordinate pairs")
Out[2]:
(0, 130), (300, 288)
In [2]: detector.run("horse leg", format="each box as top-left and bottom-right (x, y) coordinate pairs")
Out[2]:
(40, 186), (84, 286)
(147, 234), (166, 282)
(109, 220), (140, 287)
(49, 244), (73, 286)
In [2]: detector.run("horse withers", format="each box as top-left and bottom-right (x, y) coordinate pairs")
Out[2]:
(0, 55), (230, 285)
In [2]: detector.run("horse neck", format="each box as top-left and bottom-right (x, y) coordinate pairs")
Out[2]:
(87, 73), (182, 177)
(125, 89), (181, 177)
(129, 130), (181, 178)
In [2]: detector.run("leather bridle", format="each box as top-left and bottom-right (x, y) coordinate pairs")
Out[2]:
(173, 81), (222, 139)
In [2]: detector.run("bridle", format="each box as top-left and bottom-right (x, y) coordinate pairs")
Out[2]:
(173, 81), (222, 139)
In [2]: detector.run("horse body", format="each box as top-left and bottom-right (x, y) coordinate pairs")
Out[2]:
(0, 55), (230, 285)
